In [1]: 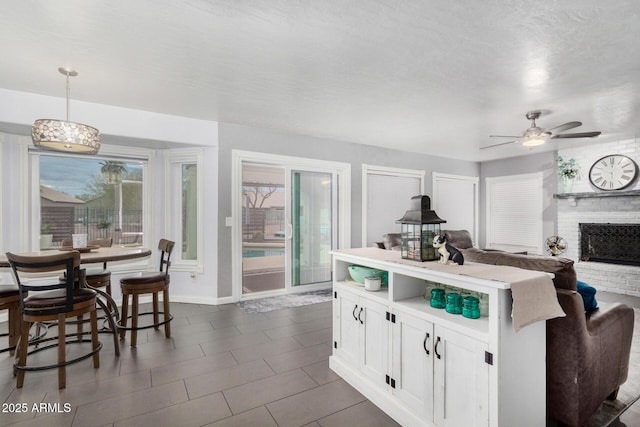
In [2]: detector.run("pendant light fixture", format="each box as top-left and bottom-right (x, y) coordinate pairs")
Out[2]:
(32, 67), (101, 154)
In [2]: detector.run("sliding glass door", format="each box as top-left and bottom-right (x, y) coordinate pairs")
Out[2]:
(237, 155), (342, 299)
(241, 163), (286, 294)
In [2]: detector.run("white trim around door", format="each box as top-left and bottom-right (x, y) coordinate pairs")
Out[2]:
(231, 150), (351, 302)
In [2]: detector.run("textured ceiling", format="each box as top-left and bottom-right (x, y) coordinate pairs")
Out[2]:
(1, 0), (639, 161)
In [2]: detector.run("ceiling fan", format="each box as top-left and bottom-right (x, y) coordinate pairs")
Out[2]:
(482, 110), (601, 150)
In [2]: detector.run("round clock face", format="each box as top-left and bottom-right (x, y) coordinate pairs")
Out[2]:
(588, 154), (638, 191)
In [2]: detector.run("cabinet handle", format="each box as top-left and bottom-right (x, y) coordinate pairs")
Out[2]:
(423, 332), (430, 355)
(435, 336), (441, 360)
(358, 307), (364, 324)
(352, 304), (359, 321)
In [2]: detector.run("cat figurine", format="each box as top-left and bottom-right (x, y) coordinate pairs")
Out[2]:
(432, 234), (464, 265)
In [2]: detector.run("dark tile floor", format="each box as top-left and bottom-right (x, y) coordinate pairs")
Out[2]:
(0, 300), (399, 427)
(0, 292), (638, 426)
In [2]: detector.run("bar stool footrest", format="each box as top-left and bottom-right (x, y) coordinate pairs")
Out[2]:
(116, 311), (173, 331)
(14, 339), (102, 372)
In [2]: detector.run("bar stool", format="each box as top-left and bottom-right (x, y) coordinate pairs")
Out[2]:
(61, 237), (113, 299)
(6, 251), (101, 389)
(118, 239), (174, 347)
(60, 237), (120, 356)
(0, 285), (21, 355)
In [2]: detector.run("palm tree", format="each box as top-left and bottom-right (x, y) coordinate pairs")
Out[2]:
(100, 161), (128, 231)
(100, 161), (127, 184)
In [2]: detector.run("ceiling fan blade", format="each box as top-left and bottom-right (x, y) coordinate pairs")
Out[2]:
(489, 135), (521, 138)
(550, 131), (601, 139)
(481, 140), (518, 149)
(547, 121), (582, 133)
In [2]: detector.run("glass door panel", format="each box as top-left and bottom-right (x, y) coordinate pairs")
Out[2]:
(292, 171), (333, 286)
(241, 163), (286, 294)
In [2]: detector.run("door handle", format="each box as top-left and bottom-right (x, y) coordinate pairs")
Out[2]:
(423, 332), (430, 355)
(435, 336), (441, 359)
(358, 307), (364, 324)
(285, 223), (293, 240)
(352, 304), (359, 321)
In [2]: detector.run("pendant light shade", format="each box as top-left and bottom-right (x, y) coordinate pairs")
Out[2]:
(32, 67), (101, 154)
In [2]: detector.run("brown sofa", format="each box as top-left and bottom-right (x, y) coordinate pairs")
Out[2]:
(442, 230), (635, 427)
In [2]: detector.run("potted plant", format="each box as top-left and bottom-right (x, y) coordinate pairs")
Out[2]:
(96, 218), (111, 237)
(557, 156), (580, 193)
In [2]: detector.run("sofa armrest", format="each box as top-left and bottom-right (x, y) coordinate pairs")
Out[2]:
(586, 301), (635, 337)
(371, 242), (385, 249)
(547, 289), (635, 426)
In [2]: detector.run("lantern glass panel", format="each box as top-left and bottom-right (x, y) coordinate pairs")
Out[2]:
(401, 223), (420, 260)
(401, 223), (441, 261)
(421, 223), (441, 261)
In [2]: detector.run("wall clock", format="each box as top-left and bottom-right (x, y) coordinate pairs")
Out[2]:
(588, 154), (638, 191)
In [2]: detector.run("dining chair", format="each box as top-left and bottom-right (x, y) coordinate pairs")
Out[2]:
(0, 285), (21, 355)
(6, 251), (101, 389)
(118, 239), (174, 347)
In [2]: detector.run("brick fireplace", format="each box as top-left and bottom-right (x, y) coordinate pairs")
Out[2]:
(556, 139), (640, 296)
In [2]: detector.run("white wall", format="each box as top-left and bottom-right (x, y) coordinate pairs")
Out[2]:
(217, 123), (480, 298)
(1, 89), (482, 303)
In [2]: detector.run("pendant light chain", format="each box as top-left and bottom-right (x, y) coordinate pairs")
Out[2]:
(65, 72), (71, 122)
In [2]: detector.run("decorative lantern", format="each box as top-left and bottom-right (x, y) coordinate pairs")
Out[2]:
(396, 195), (446, 261)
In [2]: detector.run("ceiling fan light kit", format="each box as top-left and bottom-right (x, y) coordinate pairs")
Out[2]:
(484, 110), (601, 150)
(31, 67), (101, 154)
(522, 135), (547, 147)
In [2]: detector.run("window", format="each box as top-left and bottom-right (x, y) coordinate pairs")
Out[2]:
(485, 172), (543, 254)
(29, 144), (154, 271)
(362, 165), (424, 247)
(37, 154), (145, 248)
(432, 172), (479, 245)
(166, 149), (203, 271)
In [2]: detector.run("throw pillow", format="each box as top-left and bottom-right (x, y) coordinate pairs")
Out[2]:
(382, 233), (402, 250)
(576, 280), (598, 312)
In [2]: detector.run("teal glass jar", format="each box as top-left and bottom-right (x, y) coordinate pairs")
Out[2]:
(445, 293), (462, 314)
(462, 296), (481, 319)
(430, 288), (446, 309)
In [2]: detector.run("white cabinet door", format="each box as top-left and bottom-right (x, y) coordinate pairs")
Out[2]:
(335, 288), (389, 386)
(392, 310), (434, 422)
(334, 289), (360, 367)
(434, 326), (489, 427)
(360, 297), (389, 385)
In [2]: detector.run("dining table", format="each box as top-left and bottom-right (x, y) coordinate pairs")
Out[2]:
(0, 245), (152, 269)
(0, 245), (153, 356)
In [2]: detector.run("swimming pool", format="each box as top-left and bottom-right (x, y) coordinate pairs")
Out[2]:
(243, 249), (285, 258)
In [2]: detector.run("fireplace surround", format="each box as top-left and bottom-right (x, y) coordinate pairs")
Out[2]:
(580, 223), (640, 267)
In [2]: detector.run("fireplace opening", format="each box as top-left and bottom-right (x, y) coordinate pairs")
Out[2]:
(580, 223), (640, 267)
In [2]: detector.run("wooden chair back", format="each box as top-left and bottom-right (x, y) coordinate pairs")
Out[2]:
(6, 251), (81, 316)
(158, 239), (175, 274)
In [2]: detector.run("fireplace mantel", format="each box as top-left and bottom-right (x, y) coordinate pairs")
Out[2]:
(554, 189), (640, 206)
(554, 189), (640, 200)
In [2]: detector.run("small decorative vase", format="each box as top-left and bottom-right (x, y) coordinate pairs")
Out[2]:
(562, 177), (573, 193)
